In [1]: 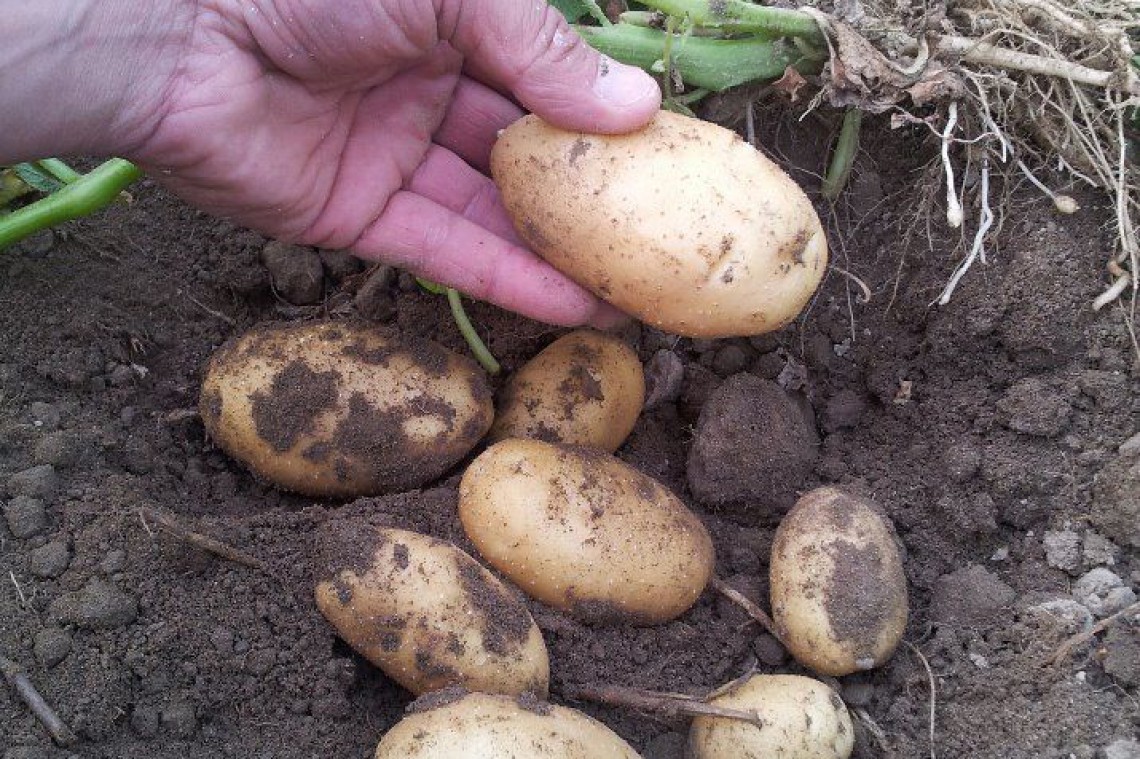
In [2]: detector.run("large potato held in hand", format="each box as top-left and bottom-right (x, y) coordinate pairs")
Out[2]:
(374, 690), (643, 758)
(690, 674), (854, 759)
(770, 487), (908, 676)
(459, 439), (715, 624)
(491, 110), (827, 338)
(315, 525), (549, 697)
(489, 329), (644, 452)
(199, 320), (493, 497)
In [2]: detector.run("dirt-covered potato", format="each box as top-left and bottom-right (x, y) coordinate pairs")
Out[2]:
(199, 320), (493, 497)
(690, 674), (854, 759)
(374, 690), (642, 758)
(770, 487), (908, 676)
(490, 111), (827, 338)
(458, 439), (714, 624)
(314, 525), (549, 697)
(489, 329), (644, 452)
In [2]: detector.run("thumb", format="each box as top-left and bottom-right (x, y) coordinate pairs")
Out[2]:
(441, 0), (661, 133)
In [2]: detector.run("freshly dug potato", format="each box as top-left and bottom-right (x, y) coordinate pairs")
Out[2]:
(770, 487), (908, 676)
(374, 690), (642, 758)
(314, 525), (549, 697)
(489, 329), (644, 452)
(490, 110), (827, 338)
(199, 320), (493, 497)
(458, 439), (714, 624)
(690, 674), (854, 759)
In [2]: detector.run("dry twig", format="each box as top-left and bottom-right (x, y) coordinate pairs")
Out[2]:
(565, 683), (764, 726)
(0, 655), (79, 746)
(905, 641), (938, 759)
(709, 576), (786, 645)
(140, 507), (266, 571)
(1046, 599), (1140, 666)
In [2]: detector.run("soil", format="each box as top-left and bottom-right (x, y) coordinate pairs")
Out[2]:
(3, 105), (1140, 759)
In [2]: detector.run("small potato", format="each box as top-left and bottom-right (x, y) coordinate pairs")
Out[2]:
(770, 487), (908, 676)
(690, 674), (854, 759)
(490, 329), (644, 452)
(491, 111), (827, 338)
(314, 525), (549, 697)
(199, 320), (493, 497)
(458, 439), (714, 624)
(374, 690), (642, 758)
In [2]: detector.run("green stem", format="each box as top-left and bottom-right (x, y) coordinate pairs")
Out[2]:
(583, 0), (612, 26)
(637, 0), (824, 43)
(0, 158), (141, 250)
(821, 109), (862, 200)
(446, 288), (501, 375)
(35, 159), (82, 185)
(620, 10), (728, 36)
(576, 23), (817, 91)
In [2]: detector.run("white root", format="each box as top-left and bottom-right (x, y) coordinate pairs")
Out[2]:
(936, 154), (993, 305)
(942, 103), (965, 228)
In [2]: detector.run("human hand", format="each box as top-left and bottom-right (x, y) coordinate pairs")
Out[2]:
(114, 0), (660, 326)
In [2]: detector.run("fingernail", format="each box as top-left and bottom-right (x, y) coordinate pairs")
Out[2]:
(593, 57), (660, 108)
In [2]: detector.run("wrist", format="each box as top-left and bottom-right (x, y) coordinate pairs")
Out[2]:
(0, 0), (194, 163)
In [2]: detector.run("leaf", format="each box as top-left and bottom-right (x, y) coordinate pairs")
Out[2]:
(12, 163), (63, 195)
(549, 0), (609, 25)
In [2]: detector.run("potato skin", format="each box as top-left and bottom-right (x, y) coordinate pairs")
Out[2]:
(770, 487), (908, 676)
(374, 690), (643, 758)
(489, 329), (644, 452)
(490, 111), (827, 338)
(690, 675), (854, 759)
(458, 439), (714, 624)
(314, 526), (549, 697)
(199, 320), (493, 497)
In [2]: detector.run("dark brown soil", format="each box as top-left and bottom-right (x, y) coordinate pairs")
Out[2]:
(2, 107), (1139, 759)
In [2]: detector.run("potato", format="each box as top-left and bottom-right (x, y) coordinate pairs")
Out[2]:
(690, 674), (854, 759)
(490, 111), (827, 338)
(199, 320), (493, 497)
(315, 525), (549, 697)
(770, 487), (908, 676)
(489, 329), (644, 452)
(374, 690), (642, 758)
(458, 439), (714, 624)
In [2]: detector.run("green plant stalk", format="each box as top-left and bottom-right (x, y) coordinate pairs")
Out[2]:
(619, 10), (736, 37)
(576, 24), (817, 91)
(637, 0), (824, 44)
(35, 158), (82, 185)
(446, 288), (501, 375)
(0, 158), (141, 250)
(821, 109), (862, 200)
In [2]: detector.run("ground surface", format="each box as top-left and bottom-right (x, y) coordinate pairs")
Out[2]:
(2, 108), (1139, 759)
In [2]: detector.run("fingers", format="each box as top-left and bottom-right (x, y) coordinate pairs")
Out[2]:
(438, 0), (660, 134)
(434, 77), (523, 172)
(353, 190), (611, 327)
(407, 144), (523, 244)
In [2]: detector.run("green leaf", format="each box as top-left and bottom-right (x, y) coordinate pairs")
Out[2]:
(549, 0), (609, 25)
(415, 277), (448, 295)
(12, 163), (63, 195)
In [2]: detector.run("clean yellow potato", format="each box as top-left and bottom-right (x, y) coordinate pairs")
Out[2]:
(314, 526), (549, 697)
(490, 110), (827, 338)
(458, 439), (714, 624)
(489, 329), (644, 452)
(770, 487), (908, 676)
(690, 674), (854, 759)
(199, 320), (493, 497)
(374, 691), (643, 758)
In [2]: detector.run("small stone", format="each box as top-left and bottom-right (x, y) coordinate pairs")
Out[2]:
(317, 249), (363, 282)
(1024, 599), (1094, 635)
(1043, 530), (1082, 573)
(4, 496), (47, 538)
(1082, 531), (1121, 568)
(131, 704), (161, 738)
(261, 241), (323, 305)
(1102, 738), (1140, 759)
(28, 401), (61, 430)
(990, 547), (1010, 562)
(161, 700), (198, 738)
(1098, 586), (1137, 617)
(1074, 568), (1124, 599)
(711, 345), (749, 377)
(99, 549), (127, 575)
(354, 265), (397, 322)
(33, 627), (72, 667)
(643, 350), (685, 410)
(6, 465), (58, 500)
(1118, 431), (1140, 457)
(995, 377), (1073, 437)
(49, 577), (138, 629)
(28, 541), (71, 578)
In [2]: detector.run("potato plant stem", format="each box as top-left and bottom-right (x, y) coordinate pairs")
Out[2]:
(0, 158), (141, 250)
(446, 288), (501, 375)
(36, 158), (82, 185)
(821, 109), (863, 200)
(576, 24), (815, 91)
(638, 0), (825, 44)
